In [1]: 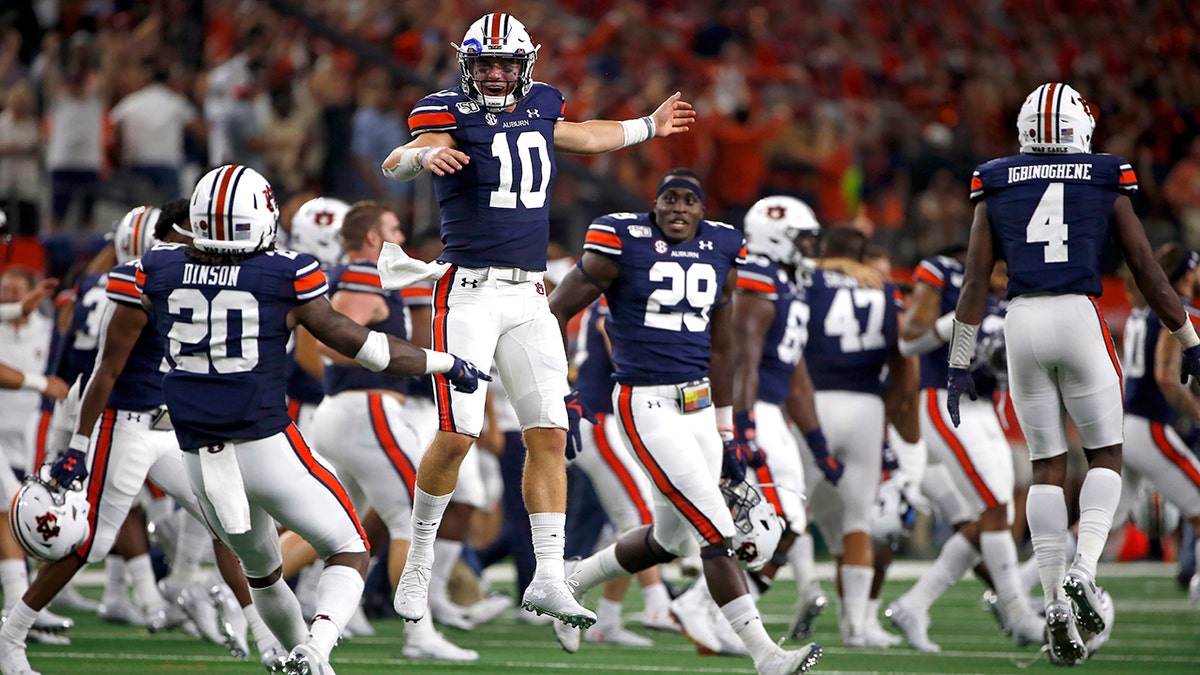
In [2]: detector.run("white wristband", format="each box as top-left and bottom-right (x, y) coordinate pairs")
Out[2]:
(619, 116), (656, 148)
(69, 433), (89, 453)
(422, 349), (456, 374)
(0, 302), (21, 322)
(715, 405), (733, 431)
(948, 319), (979, 369)
(934, 312), (956, 341)
(353, 330), (391, 372)
(382, 147), (428, 182)
(1171, 320), (1200, 349)
(19, 373), (48, 393)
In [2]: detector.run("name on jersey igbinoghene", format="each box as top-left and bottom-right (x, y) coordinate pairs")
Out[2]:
(182, 262), (243, 287)
(1007, 163), (1093, 184)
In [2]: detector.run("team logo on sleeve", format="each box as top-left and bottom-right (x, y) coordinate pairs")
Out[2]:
(654, 240), (668, 254)
(628, 226), (652, 238)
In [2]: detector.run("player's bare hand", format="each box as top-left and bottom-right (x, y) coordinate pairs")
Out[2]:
(824, 258), (885, 289)
(21, 278), (58, 316)
(418, 146), (470, 176)
(43, 376), (69, 401)
(652, 92), (695, 137)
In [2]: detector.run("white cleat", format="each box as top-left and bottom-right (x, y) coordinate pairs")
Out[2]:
(787, 583), (827, 641)
(47, 586), (99, 614)
(552, 618), (582, 654)
(1189, 574), (1200, 607)
(1045, 599), (1087, 666)
(863, 614), (902, 648)
(393, 561), (432, 623)
(258, 643), (289, 673)
(175, 584), (223, 644)
(430, 596), (475, 631)
(585, 622), (654, 647)
(754, 642), (822, 674)
(885, 599), (940, 653)
(515, 609), (553, 626)
(210, 585), (249, 658)
(30, 610), (71, 634)
(97, 597), (145, 626)
(641, 606), (680, 633)
(283, 642), (334, 675)
(710, 609), (750, 656)
(0, 637), (39, 675)
(1078, 588), (1114, 658)
(464, 593), (512, 626)
(1007, 611), (1047, 647)
(344, 606), (374, 638)
(402, 629), (479, 662)
(24, 631), (68, 646)
(669, 593), (721, 654)
(1063, 568), (1106, 635)
(521, 579), (596, 629)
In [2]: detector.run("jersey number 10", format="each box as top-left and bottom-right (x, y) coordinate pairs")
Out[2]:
(490, 131), (551, 209)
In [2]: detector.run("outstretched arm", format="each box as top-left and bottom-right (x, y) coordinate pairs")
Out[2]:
(381, 131), (468, 181)
(554, 92), (695, 155)
(295, 295), (429, 377)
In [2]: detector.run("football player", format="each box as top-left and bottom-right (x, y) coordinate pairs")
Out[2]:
(380, 12), (694, 630)
(547, 170), (822, 674)
(949, 82), (1200, 665)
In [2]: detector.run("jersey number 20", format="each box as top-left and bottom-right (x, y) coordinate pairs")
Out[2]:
(167, 289), (259, 374)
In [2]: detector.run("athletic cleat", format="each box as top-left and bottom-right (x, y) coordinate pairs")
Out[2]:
(787, 583), (827, 641)
(210, 585), (249, 658)
(402, 630), (479, 661)
(259, 643), (289, 672)
(1063, 569), (1106, 635)
(393, 561), (432, 622)
(1078, 588), (1114, 657)
(521, 579), (596, 629)
(885, 599), (940, 653)
(0, 636), (40, 675)
(464, 593), (512, 626)
(982, 589), (1006, 634)
(430, 597), (475, 631)
(25, 630), (68, 646)
(1008, 611), (1047, 647)
(552, 618), (582, 653)
(176, 584), (223, 644)
(31, 610), (71, 633)
(515, 609), (553, 626)
(1045, 599), (1087, 666)
(669, 592), (721, 654)
(144, 605), (174, 633)
(710, 608), (750, 656)
(754, 642), (822, 674)
(97, 598), (144, 626)
(283, 641), (334, 675)
(585, 622), (654, 647)
(641, 607), (680, 633)
(1189, 574), (1200, 606)
(47, 586), (99, 614)
(863, 614), (902, 648)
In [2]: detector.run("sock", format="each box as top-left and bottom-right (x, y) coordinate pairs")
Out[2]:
(410, 488), (453, 563)
(102, 556), (127, 605)
(295, 561), (323, 616)
(641, 581), (670, 616)
(126, 554), (164, 612)
(865, 598), (882, 629)
(0, 601), (37, 642)
(719, 594), (775, 662)
(1074, 468), (1122, 580)
(249, 578), (309, 650)
(242, 603), (279, 653)
(308, 565), (365, 659)
(574, 544), (627, 594)
(529, 512), (566, 583)
(788, 532), (817, 592)
(431, 539), (463, 605)
(168, 514), (210, 588)
(903, 532), (979, 611)
(980, 530), (1027, 622)
(0, 560), (28, 613)
(840, 565), (873, 635)
(1027, 484), (1069, 604)
(596, 597), (622, 626)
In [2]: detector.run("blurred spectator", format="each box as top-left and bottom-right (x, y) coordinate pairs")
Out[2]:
(0, 266), (52, 474)
(911, 167), (972, 259)
(0, 81), (41, 235)
(1164, 136), (1200, 249)
(350, 68), (409, 205)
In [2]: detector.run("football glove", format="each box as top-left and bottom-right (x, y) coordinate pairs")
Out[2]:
(445, 355), (491, 394)
(721, 438), (748, 485)
(1182, 344), (1200, 385)
(49, 448), (88, 491)
(564, 391), (598, 461)
(803, 429), (844, 486)
(881, 438), (901, 473)
(946, 365), (977, 427)
(733, 410), (766, 469)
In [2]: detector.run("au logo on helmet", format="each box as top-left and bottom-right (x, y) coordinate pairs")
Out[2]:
(36, 512), (60, 541)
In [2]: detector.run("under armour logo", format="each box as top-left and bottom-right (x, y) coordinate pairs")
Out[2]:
(460, 277), (479, 288)
(527, 109), (539, 118)
(35, 512), (60, 541)
(126, 412), (141, 422)
(698, 241), (714, 250)
(534, 282), (545, 295)
(648, 400), (662, 408)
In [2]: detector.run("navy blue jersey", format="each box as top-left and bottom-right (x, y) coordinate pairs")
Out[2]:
(137, 243), (329, 450)
(1120, 304), (1197, 425)
(736, 256), (808, 405)
(284, 342), (324, 405)
(104, 262), (167, 411)
(410, 83), (565, 271)
(914, 255), (962, 391)
(572, 298), (614, 414)
(322, 261), (410, 396)
(59, 271), (108, 388)
(804, 270), (900, 395)
(971, 153), (1137, 298)
(583, 212), (746, 386)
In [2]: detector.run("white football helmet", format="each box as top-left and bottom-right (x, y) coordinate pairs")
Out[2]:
(453, 13), (540, 112)
(9, 478), (91, 562)
(722, 480), (784, 571)
(1017, 83), (1096, 155)
(870, 474), (917, 546)
(112, 205), (161, 264)
(743, 196), (821, 267)
(289, 197), (350, 268)
(189, 165), (278, 254)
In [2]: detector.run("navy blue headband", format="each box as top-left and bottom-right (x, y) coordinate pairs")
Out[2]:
(657, 178), (704, 203)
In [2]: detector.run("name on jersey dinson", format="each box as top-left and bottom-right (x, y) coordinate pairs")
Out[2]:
(182, 263), (241, 286)
(1007, 163), (1092, 183)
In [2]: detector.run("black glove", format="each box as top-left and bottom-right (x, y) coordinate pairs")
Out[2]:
(734, 410), (766, 468)
(721, 438), (748, 485)
(946, 365), (978, 427)
(445, 355), (491, 394)
(803, 429), (844, 486)
(881, 438), (901, 473)
(1182, 344), (1200, 385)
(564, 391), (598, 461)
(49, 448), (88, 491)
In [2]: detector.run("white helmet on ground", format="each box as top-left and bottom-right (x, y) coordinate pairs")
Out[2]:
(1017, 83), (1096, 155)
(112, 206), (161, 264)
(743, 196), (821, 267)
(189, 165), (278, 254)
(453, 13), (540, 112)
(9, 478), (91, 562)
(289, 197), (350, 267)
(722, 480), (784, 571)
(870, 474), (917, 546)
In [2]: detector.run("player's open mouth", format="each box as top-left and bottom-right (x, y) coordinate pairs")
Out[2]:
(483, 83), (510, 95)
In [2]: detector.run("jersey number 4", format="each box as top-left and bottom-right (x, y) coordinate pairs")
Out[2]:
(1027, 182), (1069, 263)
(490, 131), (550, 209)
